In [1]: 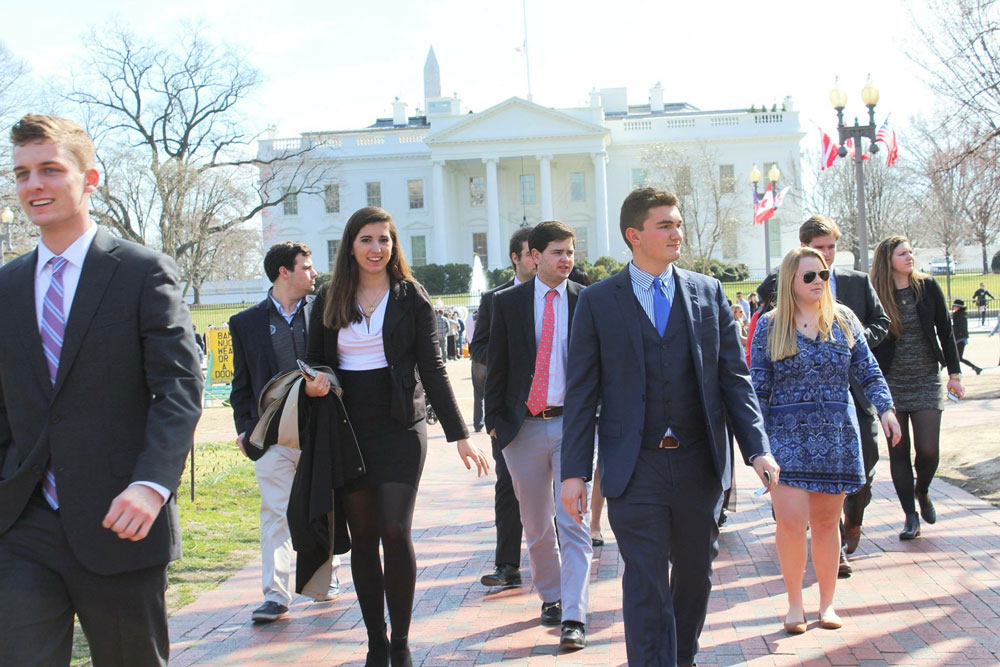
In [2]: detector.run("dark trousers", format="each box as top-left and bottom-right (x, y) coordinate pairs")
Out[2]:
(843, 401), (880, 527)
(491, 437), (523, 568)
(957, 340), (982, 373)
(607, 444), (722, 666)
(0, 495), (169, 666)
(471, 360), (487, 431)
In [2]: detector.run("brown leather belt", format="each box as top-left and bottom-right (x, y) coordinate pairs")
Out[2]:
(659, 435), (681, 449)
(528, 406), (564, 420)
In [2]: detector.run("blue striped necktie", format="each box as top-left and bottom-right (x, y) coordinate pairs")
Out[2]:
(653, 277), (671, 336)
(39, 255), (68, 509)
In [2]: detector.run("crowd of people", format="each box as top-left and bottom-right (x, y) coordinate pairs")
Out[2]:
(0, 112), (994, 667)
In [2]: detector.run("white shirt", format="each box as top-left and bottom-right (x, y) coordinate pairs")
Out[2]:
(35, 224), (169, 505)
(532, 276), (569, 407)
(829, 267), (838, 300)
(338, 291), (390, 370)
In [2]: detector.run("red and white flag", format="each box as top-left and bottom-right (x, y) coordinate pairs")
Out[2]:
(773, 186), (790, 210)
(753, 183), (775, 225)
(876, 116), (899, 167)
(821, 130), (839, 170)
(845, 137), (870, 161)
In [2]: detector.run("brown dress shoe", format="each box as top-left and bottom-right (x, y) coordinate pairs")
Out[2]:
(843, 523), (862, 554)
(838, 549), (852, 578)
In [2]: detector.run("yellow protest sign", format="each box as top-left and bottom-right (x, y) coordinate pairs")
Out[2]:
(207, 327), (234, 386)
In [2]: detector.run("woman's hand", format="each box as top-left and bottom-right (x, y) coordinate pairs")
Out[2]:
(303, 372), (330, 397)
(947, 377), (965, 400)
(456, 439), (490, 477)
(881, 410), (902, 447)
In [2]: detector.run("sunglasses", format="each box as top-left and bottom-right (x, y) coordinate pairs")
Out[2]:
(802, 270), (830, 284)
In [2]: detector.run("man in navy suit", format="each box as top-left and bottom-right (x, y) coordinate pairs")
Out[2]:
(229, 242), (341, 623)
(561, 188), (779, 666)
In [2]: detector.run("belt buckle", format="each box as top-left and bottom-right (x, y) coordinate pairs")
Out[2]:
(659, 436), (680, 449)
(540, 407), (553, 420)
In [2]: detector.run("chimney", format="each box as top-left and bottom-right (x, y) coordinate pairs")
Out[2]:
(392, 97), (408, 127)
(649, 82), (664, 113)
(589, 88), (602, 108)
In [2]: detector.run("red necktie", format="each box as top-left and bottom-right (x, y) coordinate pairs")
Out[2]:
(526, 290), (557, 416)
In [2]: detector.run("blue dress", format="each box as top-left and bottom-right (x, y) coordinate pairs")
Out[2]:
(750, 312), (894, 494)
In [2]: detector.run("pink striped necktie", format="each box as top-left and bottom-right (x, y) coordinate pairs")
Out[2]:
(526, 289), (557, 416)
(39, 255), (68, 509)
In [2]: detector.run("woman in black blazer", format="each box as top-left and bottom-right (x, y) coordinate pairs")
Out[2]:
(304, 206), (489, 666)
(870, 236), (964, 540)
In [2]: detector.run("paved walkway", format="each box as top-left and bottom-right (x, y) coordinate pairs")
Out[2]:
(171, 352), (1000, 665)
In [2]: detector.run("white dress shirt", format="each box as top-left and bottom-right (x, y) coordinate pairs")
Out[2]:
(532, 276), (569, 407)
(338, 291), (390, 370)
(35, 224), (169, 505)
(829, 267), (838, 299)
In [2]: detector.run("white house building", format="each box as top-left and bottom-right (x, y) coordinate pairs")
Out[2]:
(258, 48), (806, 276)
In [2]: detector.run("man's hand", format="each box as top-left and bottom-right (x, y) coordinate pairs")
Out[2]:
(561, 477), (587, 524)
(102, 485), (165, 541)
(752, 454), (780, 491)
(236, 431), (247, 456)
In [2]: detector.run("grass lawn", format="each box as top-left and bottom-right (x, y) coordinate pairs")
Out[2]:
(71, 440), (258, 666)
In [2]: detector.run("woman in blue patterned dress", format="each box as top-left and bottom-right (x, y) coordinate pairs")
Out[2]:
(751, 247), (900, 634)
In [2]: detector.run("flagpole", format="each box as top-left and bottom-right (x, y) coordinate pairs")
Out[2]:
(522, 0), (532, 102)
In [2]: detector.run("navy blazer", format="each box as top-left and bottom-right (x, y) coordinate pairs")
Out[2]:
(561, 265), (769, 499)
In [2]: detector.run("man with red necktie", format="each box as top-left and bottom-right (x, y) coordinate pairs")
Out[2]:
(485, 220), (590, 651)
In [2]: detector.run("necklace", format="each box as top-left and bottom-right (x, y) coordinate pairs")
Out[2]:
(358, 288), (388, 316)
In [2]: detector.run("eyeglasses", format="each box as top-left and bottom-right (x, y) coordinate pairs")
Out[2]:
(802, 270), (830, 284)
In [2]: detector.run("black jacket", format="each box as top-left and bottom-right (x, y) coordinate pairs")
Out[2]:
(469, 279), (514, 365)
(306, 280), (469, 442)
(872, 277), (961, 375)
(951, 308), (970, 341)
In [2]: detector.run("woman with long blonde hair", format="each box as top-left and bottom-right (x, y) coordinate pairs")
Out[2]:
(869, 236), (963, 540)
(751, 247), (900, 634)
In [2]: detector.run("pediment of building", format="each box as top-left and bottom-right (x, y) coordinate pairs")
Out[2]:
(425, 97), (608, 145)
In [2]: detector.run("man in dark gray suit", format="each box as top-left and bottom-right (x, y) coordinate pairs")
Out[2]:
(0, 115), (202, 665)
(561, 187), (779, 667)
(756, 215), (889, 574)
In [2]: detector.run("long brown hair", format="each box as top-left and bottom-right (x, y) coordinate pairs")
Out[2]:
(767, 247), (855, 361)
(870, 235), (926, 342)
(322, 206), (414, 329)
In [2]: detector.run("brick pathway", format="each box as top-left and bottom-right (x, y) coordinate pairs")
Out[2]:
(169, 419), (1000, 666)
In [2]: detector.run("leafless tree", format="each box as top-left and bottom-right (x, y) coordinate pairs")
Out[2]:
(66, 24), (331, 300)
(957, 128), (1000, 273)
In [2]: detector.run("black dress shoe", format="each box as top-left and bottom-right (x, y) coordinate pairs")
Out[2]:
(899, 512), (921, 540)
(540, 600), (562, 626)
(560, 621), (586, 650)
(366, 625), (389, 667)
(251, 600), (289, 623)
(481, 563), (521, 587)
(389, 636), (412, 667)
(838, 549), (852, 578)
(915, 492), (937, 524)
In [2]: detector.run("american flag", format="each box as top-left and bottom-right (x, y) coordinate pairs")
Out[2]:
(876, 116), (899, 167)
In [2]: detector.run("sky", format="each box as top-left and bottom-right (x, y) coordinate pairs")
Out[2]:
(4, 0), (935, 147)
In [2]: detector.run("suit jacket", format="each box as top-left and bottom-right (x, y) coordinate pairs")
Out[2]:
(484, 278), (583, 449)
(872, 277), (961, 375)
(229, 294), (315, 460)
(305, 279), (469, 442)
(469, 279), (514, 365)
(0, 229), (203, 575)
(561, 266), (769, 499)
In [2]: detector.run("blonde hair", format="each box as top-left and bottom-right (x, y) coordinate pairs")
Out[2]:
(767, 246), (855, 361)
(10, 114), (96, 172)
(870, 235), (927, 342)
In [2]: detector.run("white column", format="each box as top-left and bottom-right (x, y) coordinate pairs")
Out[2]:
(592, 151), (610, 258)
(484, 157), (502, 270)
(432, 160), (449, 263)
(538, 154), (553, 221)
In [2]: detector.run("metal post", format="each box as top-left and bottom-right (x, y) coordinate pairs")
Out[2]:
(763, 214), (771, 274)
(854, 153), (869, 272)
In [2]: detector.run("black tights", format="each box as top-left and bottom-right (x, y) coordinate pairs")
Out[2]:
(888, 409), (942, 514)
(957, 341), (981, 372)
(342, 482), (418, 641)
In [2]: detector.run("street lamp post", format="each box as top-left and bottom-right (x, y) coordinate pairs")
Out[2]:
(0, 206), (13, 268)
(831, 76), (880, 273)
(749, 163), (781, 274)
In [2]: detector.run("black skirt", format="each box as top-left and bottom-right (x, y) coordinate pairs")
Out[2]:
(339, 367), (427, 490)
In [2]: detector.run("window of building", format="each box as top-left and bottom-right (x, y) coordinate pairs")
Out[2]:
(408, 179), (424, 209)
(631, 168), (648, 189)
(366, 181), (381, 208)
(469, 177), (485, 207)
(719, 165), (735, 193)
(574, 227), (589, 263)
(324, 184), (340, 213)
(520, 174), (536, 205)
(768, 225), (782, 260)
(411, 235), (427, 267)
(676, 166), (693, 195)
(472, 232), (488, 268)
(570, 172), (586, 202)
(283, 187), (298, 215)
(327, 239), (340, 273)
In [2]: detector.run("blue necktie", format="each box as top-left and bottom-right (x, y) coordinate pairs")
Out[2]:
(653, 277), (671, 336)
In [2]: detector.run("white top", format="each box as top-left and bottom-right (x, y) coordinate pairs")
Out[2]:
(338, 290), (390, 370)
(532, 276), (569, 407)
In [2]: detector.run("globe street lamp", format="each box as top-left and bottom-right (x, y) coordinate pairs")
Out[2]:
(831, 76), (881, 272)
(749, 163), (781, 274)
(0, 206), (13, 268)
